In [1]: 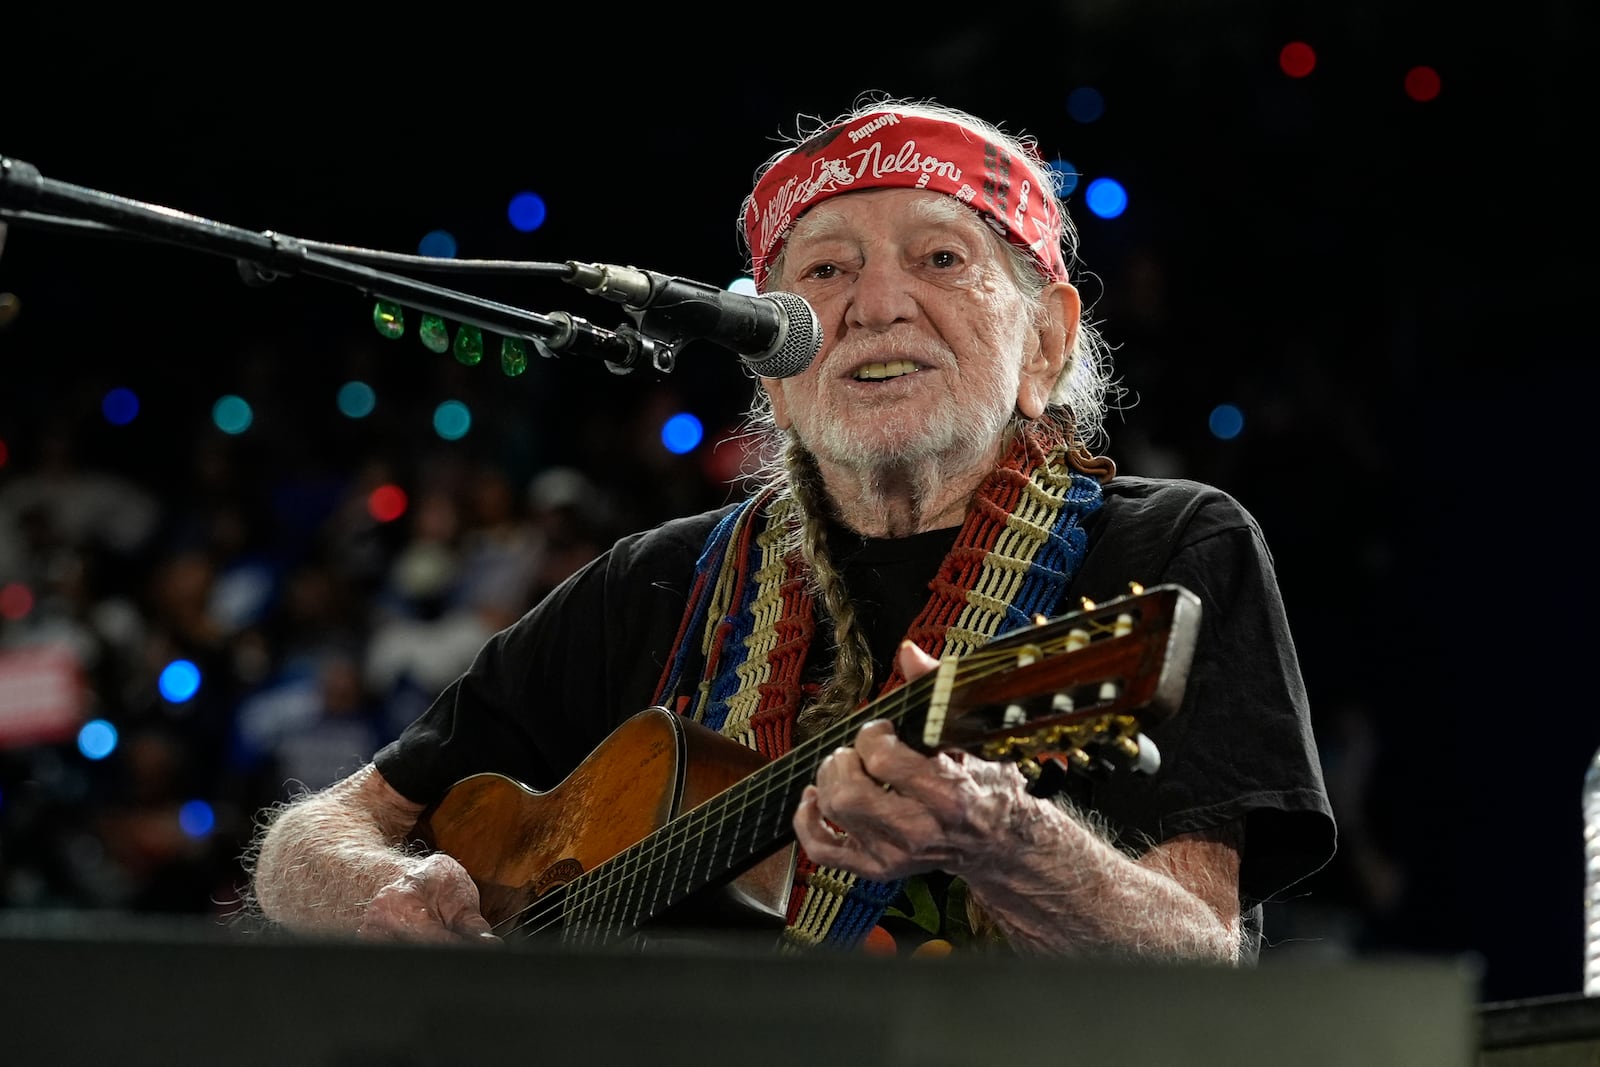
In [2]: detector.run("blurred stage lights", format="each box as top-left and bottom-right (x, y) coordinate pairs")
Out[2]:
(1085, 178), (1128, 220)
(661, 413), (704, 454)
(159, 659), (202, 703)
(1280, 41), (1317, 78)
(212, 395), (253, 435)
(179, 800), (216, 837)
(1067, 86), (1105, 123)
(338, 381), (376, 419)
(418, 229), (458, 258)
(433, 400), (472, 441)
(508, 191), (547, 233)
(102, 386), (139, 426)
(367, 484), (408, 523)
(1209, 404), (1245, 441)
(78, 719), (118, 760)
(1405, 66), (1442, 102)
(1048, 160), (1081, 197)
(0, 582), (32, 620)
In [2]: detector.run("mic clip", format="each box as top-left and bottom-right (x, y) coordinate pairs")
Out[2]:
(619, 306), (695, 371)
(535, 311), (676, 376)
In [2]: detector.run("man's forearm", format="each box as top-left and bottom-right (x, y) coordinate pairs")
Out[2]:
(963, 804), (1243, 963)
(249, 764), (426, 933)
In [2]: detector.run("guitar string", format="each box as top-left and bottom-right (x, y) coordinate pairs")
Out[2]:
(492, 605), (1144, 943)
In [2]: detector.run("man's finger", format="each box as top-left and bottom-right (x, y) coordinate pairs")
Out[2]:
(895, 639), (941, 683)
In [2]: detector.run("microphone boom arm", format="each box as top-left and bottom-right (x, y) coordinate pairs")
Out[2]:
(0, 155), (675, 374)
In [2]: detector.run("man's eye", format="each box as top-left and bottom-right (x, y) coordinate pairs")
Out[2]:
(929, 250), (960, 268)
(807, 263), (839, 279)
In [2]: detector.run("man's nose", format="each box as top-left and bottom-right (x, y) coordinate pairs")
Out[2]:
(844, 259), (918, 332)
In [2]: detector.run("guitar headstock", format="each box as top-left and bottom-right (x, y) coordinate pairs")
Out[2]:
(922, 583), (1201, 791)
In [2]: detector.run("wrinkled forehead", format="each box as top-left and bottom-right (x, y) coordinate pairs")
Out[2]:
(782, 189), (989, 249)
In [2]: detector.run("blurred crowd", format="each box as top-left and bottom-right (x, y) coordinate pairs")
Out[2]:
(0, 354), (752, 924)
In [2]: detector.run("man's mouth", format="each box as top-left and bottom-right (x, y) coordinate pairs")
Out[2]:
(850, 359), (921, 382)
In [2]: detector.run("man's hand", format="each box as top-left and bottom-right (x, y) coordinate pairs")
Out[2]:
(792, 641), (1039, 883)
(355, 853), (502, 945)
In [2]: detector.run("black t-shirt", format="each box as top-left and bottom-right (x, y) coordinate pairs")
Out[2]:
(375, 475), (1336, 920)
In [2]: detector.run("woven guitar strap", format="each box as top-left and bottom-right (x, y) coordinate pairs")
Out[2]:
(652, 426), (1103, 951)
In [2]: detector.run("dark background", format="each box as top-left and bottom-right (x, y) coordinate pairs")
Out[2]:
(0, 2), (1589, 1006)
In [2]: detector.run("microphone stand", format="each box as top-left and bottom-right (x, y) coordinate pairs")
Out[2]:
(0, 155), (677, 375)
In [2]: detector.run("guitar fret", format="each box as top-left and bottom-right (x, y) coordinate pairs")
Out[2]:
(618, 821), (644, 937)
(640, 809), (674, 929)
(560, 871), (588, 946)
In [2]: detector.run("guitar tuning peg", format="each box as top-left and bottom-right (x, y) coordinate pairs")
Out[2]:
(1130, 732), (1161, 775)
(1128, 581), (1144, 595)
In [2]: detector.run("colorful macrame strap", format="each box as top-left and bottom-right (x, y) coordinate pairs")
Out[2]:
(652, 427), (1103, 951)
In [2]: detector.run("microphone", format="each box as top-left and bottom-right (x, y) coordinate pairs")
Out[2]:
(564, 262), (821, 378)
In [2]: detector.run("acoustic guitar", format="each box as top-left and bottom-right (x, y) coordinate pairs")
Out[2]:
(413, 582), (1201, 949)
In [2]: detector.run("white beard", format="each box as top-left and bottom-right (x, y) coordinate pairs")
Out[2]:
(801, 362), (1019, 476)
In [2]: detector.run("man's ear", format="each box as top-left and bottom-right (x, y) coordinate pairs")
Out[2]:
(761, 377), (792, 429)
(1017, 281), (1080, 419)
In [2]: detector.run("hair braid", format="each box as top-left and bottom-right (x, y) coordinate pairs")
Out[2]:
(778, 437), (876, 739)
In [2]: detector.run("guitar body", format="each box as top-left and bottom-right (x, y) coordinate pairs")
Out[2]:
(414, 706), (796, 935)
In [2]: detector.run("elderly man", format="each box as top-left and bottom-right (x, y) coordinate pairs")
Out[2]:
(248, 97), (1334, 963)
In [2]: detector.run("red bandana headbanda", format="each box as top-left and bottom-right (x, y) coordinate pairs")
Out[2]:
(744, 110), (1069, 292)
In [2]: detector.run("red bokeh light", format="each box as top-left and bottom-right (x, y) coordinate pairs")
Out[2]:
(1405, 65), (1442, 102)
(0, 582), (35, 621)
(367, 484), (409, 523)
(1279, 41), (1317, 78)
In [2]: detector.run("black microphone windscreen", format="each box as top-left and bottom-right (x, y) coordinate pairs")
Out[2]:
(746, 292), (821, 378)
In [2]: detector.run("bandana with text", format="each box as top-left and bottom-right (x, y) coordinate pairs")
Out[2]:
(745, 110), (1068, 291)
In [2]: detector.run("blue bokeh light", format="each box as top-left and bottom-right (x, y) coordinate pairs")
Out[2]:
(212, 395), (253, 435)
(418, 230), (458, 258)
(159, 659), (202, 703)
(433, 400), (472, 441)
(1067, 86), (1106, 123)
(508, 192), (548, 233)
(337, 381), (376, 419)
(179, 800), (216, 838)
(102, 387), (140, 426)
(1085, 177), (1129, 219)
(661, 413), (704, 454)
(78, 719), (118, 760)
(1047, 159), (1081, 197)
(1209, 403), (1246, 440)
